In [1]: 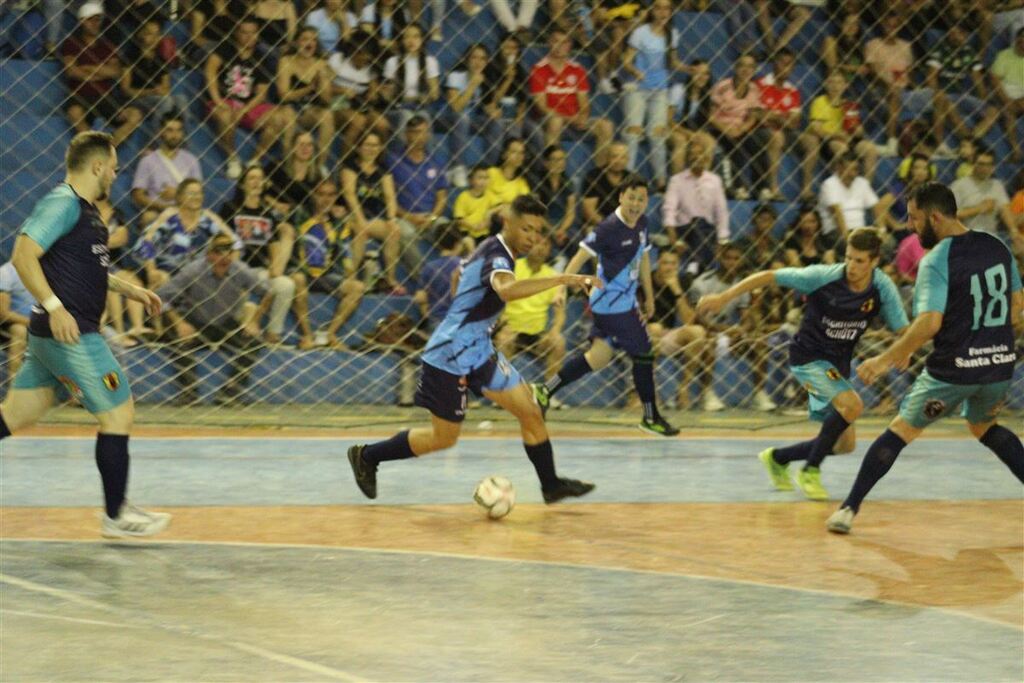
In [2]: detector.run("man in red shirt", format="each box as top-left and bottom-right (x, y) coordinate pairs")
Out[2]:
(61, 3), (143, 147)
(529, 28), (613, 166)
(755, 48), (816, 201)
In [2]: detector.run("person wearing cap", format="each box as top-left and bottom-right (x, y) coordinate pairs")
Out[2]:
(61, 2), (143, 147)
(156, 234), (275, 405)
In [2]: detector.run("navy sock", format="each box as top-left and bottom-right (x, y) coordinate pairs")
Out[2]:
(0, 410), (9, 440)
(547, 353), (592, 396)
(363, 430), (417, 465)
(980, 425), (1024, 483)
(632, 355), (658, 421)
(95, 433), (129, 518)
(525, 440), (558, 488)
(804, 412), (850, 470)
(772, 439), (814, 464)
(842, 429), (906, 513)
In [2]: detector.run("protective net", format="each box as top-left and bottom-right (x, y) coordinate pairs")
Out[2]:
(1, 0), (1022, 428)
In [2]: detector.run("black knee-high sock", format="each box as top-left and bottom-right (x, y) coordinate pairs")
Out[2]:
(96, 433), (129, 518)
(632, 354), (658, 421)
(0, 410), (10, 440)
(546, 353), (592, 396)
(980, 425), (1024, 483)
(772, 439), (814, 464)
(525, 440), (558, 488)
(363, 430), (417, 465)
(842, 429), (906, 513)
(804, 411), (850, 470)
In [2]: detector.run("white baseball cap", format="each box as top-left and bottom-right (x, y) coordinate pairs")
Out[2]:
(77, 2), (104, 20)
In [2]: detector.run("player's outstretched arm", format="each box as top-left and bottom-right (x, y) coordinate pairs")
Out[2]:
(11, 235), (79, 343)
(857, 312), (943, 384)
(696, 269), (777, 316)
(492, 271), (600, 303)
(563, 247), (594, 277)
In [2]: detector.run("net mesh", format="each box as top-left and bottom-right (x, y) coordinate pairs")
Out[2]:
(1, 0), (1022, 426)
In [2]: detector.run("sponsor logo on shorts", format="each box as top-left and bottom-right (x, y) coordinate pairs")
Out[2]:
(102, 372), (120, 391)
(826, 368), (842, 381)
(58, 376), (82, 398)
(923, 398), (946, 419)
(860, 298), (874, 313)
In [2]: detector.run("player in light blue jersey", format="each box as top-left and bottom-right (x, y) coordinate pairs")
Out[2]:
(0, 132), (171, 538)
(828, 182), (1024, 534)
(698, 228), (908, 500)
(347, 196), (599, 503)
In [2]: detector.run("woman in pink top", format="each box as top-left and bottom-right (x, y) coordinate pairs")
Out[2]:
(709, 53), (771, 200)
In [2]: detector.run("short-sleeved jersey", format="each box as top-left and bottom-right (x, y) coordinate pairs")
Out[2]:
(295, 214), (350, 278)
(581, 209), (649, 315)
(776, 263), (908, 375)
(20, 184), (109, 337)
(529, 58), (589, 118)
(913, 231), (1022, 384)
(134, 211), (226, 273)
(421, 235), (516, 375)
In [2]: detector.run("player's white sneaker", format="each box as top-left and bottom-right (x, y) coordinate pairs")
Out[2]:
(702, 391), (725, 412)
(102, 503), (171, 538)
(826, 506), (855, 534)
(754, 390), (777, 412)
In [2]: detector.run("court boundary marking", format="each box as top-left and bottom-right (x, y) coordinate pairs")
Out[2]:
(4, 434), (985, 442)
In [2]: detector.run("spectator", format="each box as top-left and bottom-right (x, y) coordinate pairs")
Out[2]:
(807, 71), (879, 184)
(495, 235), (567, 382)
(991, 27), (1024, 162)
(158, 235), (274, 405)
(735, 204), (784, 271)
(290, 178), (367, 349)
(712, 0), (812, 58)
(690, 242), (776, 412)
(0, 260), (32, 380)
(952, 147), (1011, 236)
(305, 0), (351, 53)
(389, 116), (449, 280)
(413, 221), (466, 327)
(582, 141), (629, 230)
(188, 0), (247, 63)
(709, 53), (769, 200)
(588, 0), (638, 94)
(864, 12), (914, 157)
(894, 232), (925, 285)
(645, 249), (706, 409)
(817, 152), (881, 239)
(135, 178), (237, 288)
(485, 33), (530, 140)
(955, 136), (977, 179)
(528, 28), (614, 166)
(444, 44), (505, 188)
(662, 137), (729, 270)
(620, 0), (687, 190)
(276, 27), (335, 171)
(105, 0), (167, 51)
(422, 0), (482, 43)
(486, 137), (531, 208)
(265, 131), (326, 220)
(454, 165), (501, 241)
(533, 146), (578, 265)
(381, 24), (440, 130)
(97, 197), (148, 346)
(362, 0), (412, 53)
(131, 112), (203, 227)
(668, 59), (716, 177)
(489, 0), (538, 35)
(1004, 168), (1024, 264)
(822, 12), (868, 85)
(880, 152), (933, 237)
(205, 17), (297, 179)
(61, 3), (143, 147)
(120, 18), (189, 144)
(219, 165), (298, 343)
(756, 48), (816, 200)
(784, 204), (835, 267)
(924, 24), (1001, 158)
(328, 31), (390, 158)
(340, 132), (404, 293)
(252, 0), (298, 53)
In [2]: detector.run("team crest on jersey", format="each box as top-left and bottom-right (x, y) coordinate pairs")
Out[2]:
(826, 368), (842, 381)
(102, 372), (120, 391)
(58, 376), (83, 398)
(923, 399), (946, 419)
(860, 298), (874, 313)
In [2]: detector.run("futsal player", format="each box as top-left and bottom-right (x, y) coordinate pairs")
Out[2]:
(828, 182), (1024, 534)
(533, 175), (679, 436)
(347, 195), (598, 503)
(0, 131), (171, 538)
(697, 228), (909, 499)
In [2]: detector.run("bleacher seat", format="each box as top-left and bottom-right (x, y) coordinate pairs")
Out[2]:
(1, 59), (64, 117)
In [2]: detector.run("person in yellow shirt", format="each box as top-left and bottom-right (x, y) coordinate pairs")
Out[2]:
(496, 235), (566, 382)
(453, 165), (500, 242)
(808, 71), (878, 185)
(486, 138), (531, 206)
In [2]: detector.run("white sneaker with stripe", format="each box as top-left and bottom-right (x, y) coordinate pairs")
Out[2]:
(101, 503), (172, 538)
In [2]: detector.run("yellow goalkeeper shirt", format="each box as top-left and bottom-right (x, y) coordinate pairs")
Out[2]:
(504, 259), (559, 335)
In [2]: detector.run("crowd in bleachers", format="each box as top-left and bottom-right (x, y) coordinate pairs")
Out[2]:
(1, 0), (1023, 409)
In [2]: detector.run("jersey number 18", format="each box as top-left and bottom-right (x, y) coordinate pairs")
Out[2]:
(969, 264), (1008, 330)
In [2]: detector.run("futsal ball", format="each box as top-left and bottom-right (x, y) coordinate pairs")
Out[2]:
(473, 476), (516, 519)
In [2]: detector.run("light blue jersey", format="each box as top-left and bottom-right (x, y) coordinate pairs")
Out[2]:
(582, 210), (649, 315)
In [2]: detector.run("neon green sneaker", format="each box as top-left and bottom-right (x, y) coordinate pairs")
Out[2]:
(797, 466), (830, 501)
(758, 448), (793, 491)
(532, 383), (551, 419)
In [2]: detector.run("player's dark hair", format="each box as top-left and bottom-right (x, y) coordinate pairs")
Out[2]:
(847, 227), (882, 258)
(618, 173), (648, 197)
(66, 131), (114, 171)
(510, 194), (546, 218)
(911, 182), (958, 218)
(434, 220), (462, 251)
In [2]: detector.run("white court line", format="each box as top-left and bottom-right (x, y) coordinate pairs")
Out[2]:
(10, 433), (980, 442)
(1, 607), (133, 629)
(0, 572), (371, 682)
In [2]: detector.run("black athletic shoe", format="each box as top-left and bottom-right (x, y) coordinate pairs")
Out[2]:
(348, 444), (377, 499)
(542, 477), (596, 504)
(639, 414), (680, 437)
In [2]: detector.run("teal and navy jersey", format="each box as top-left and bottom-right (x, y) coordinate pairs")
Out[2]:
(581, 209), (649, 315)
(20, 184), (110, 338)
(421, 235), (516, 375)
(776, 263), (908, 375)
(914, 230), (1022, 385)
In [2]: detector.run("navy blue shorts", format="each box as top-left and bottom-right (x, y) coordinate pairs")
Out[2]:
(591, 310), (652, 356)
(414, 355), (523, 423)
